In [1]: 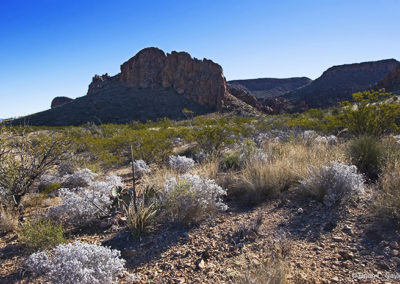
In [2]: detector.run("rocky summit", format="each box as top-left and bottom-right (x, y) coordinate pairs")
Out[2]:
(9, 48), (261, 126)
(51, 96), (74, 109)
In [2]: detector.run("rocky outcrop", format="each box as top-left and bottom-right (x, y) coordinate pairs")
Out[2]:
(283, 59), (399, 110)
(228, 77), (311, 99)
(375, 65), (400, 93)
(88, 47), (227, 109)
(227, 84), (272, 113)
(51, 96), (74, 109)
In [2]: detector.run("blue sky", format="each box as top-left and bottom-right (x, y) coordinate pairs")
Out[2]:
(0, 0), (399, 118)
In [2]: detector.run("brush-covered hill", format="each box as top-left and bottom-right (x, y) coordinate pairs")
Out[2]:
(228, 77), (311, 99)
(9, 48), (260, 126)
(283, 59), (399, 110)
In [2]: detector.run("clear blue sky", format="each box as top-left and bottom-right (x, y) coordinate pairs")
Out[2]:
(1, 0), (399, 118)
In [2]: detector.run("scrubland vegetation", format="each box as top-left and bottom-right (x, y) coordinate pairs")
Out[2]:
(2, 89), (400, 282)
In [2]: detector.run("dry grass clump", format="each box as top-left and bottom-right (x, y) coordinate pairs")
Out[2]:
(235, 238), (292, 284)
(229, 140), (346, 205)
(0, 207), (18, 234)
(375, 158), (400, 220)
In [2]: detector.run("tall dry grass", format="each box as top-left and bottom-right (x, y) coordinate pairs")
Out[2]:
(228, 140), (347, 205)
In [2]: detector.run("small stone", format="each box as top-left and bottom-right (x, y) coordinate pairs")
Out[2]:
(392, 249), (399, 256)
(331, 276), (339, 282)
(198, 259), (206, 269)
(390, 241), (399, 249)
(380, 240), (389, 247)
(182, 232), (190, 239)
(332, 236), (343, 242)
(297, 208), (304, 214)
(339, 251), (353, 260)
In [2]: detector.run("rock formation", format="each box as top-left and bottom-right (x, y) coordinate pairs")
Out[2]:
(88, 47), (227, 109)
(51, 96), (74, 108)
(283, 59), (399, 110)
(227, 84), (272, 113)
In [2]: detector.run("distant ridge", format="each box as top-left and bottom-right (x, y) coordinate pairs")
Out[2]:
(282, 59), (399, 110)
(228, 77), (311, 99)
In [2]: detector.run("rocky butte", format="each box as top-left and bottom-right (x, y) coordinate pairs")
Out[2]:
(9, 47), (261, 126)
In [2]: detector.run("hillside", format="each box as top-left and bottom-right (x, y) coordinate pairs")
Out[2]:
(228, 77), (311, 99)
(283, 59), (399, 110)
(375, 64), (400, 93)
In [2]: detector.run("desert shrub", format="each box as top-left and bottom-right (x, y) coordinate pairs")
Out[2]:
(48, 188), (111, 226)
(126, 203), (157, 239)
(348, 136), (384, 181)
(62, 168), (98, 188)
(341, 89), (400, 136)
(132, 159), (151, 177)
(0, 131), (70, 207)
(300, 162), (364, 206)
(0, 207), (18, 233)
(222, 150), (242, 170)
(19, 218), (65, 252)
(162, 174), (227, 225)
(168, 155), (195, 173)
(25, 241), (126, 284)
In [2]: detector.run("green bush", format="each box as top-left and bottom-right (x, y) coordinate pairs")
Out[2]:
(341, 89), (400, 136)
(19, 218), (66, 252)
(222, 150), (242, 170)
(348, 136), (384, 181)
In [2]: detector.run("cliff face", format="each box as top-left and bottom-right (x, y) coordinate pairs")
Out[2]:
(88, 47), (227, 109)
(375, 65), (400, 93)
(228, 77), (311, 99)
(283, 59), (399, 109)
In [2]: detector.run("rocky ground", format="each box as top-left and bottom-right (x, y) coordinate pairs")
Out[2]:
(1, 183), (400, 283)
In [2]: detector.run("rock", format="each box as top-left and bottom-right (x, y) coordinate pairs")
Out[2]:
(338, 250), (353, 260)
(331, 276), (339, 282)
(197, 259), (206, 269)
(390, 241), (399, 249)
(332, 236), (344, 242)
(182, 232), (190, 239)
(297, 208), (304, 214)
(392, 249), (399, 256)
(51, 96), (74, 108)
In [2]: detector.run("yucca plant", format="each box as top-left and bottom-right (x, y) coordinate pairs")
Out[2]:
(126, 203), (157, 239)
